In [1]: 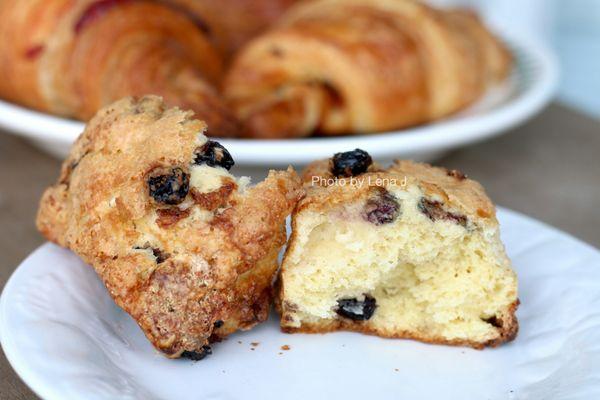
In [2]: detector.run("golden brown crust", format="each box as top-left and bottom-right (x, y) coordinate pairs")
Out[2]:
(280, 300), (519, 350)
(0, 0), (238, 136)
(299, 158), (496, 226)
(224, 0), (512, 138)
(36, 96), (302, 357)
(443, 8), (512, 83)
(388, 160), (497, 224)
(190, 179), (237, 211)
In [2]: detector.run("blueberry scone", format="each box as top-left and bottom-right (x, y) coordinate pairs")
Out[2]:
(37, 96), (302, 359)
(278, 150), (518, 348)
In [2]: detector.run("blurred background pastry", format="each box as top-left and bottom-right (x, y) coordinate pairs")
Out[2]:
(224, 0), (511, 138)
(164, 0), (298, 61)
(0, 0), (239, 135)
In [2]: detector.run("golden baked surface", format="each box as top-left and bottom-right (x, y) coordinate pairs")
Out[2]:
(0, 0), (509, 139)
(37, 96), (302, 358)
(278, 152), (518, 349)
(0, 0), (239, 135)
(224, 0), (511, 138)
(164, 0), (298, 60)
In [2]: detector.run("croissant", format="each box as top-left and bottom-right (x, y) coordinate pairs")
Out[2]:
(0, 0), (238, 135)
(223, 0), (512, 138)
(163, 0), (299, 61)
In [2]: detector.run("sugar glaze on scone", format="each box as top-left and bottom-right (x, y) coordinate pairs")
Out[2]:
(278, 150), (518, 348)
(37, 96), (302, 359)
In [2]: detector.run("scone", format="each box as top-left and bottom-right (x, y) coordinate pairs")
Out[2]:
(37, 96), (302, 359)
(278, 150), (518, 348)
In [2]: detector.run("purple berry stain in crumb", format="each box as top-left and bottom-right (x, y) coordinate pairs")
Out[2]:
(148, 167), (189, 205)
(181, 345), (212, 361)
(194, 140), (235, 170)
(363, 188), (400, 225)
(418, 198), (467, 227)
(331, 149), (372, 177)
(335, 295), (377, 321)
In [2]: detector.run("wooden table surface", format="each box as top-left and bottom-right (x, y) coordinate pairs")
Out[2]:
(0, 103), (598, 399)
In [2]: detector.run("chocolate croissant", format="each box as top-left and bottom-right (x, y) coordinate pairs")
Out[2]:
(0, 0), (238, 135)
(223, 0), (512, 138)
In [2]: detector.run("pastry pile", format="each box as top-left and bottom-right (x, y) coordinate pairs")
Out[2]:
(0, 0), (510, 138)
(37, 97), (519, 358)
(225, 0), (511, 138)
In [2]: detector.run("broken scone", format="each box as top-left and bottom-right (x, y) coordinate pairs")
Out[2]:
(37, 96), (302, 359)
(278, 150), (518, 348)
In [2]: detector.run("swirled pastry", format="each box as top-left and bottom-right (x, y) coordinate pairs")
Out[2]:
(224, 0), (511, 138)
(0, 0), (238, 135)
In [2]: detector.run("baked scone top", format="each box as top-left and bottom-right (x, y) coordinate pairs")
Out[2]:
(37, 96), (302, 356)
(301, 157), (496, 226)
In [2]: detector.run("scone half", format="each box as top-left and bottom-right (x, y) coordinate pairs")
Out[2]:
(278, 150), (518, 349)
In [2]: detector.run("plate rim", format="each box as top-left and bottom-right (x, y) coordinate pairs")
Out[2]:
(1, 206), (599, 400)
(0, 35), (558, 165)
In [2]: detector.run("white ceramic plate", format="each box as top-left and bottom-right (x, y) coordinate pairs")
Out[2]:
(0, 36), (558, 164)
(1, 207), (599, 400)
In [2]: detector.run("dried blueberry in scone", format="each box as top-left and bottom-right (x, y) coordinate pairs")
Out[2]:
(37, 96), (303, 358)
(330, 149), (373, 177)
(335, 295), (377, 321)
(277, 151), (518, 349)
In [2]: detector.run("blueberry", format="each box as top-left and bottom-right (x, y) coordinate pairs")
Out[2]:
(181, 345), (212, 361)
(363, 189), (400, 225)
(194, 141), (234, 170)
(331, 149), (372, 177)
(418, 198), (467, 227)
(148, 167), (189, 205)
(335, 295), (377, 321)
